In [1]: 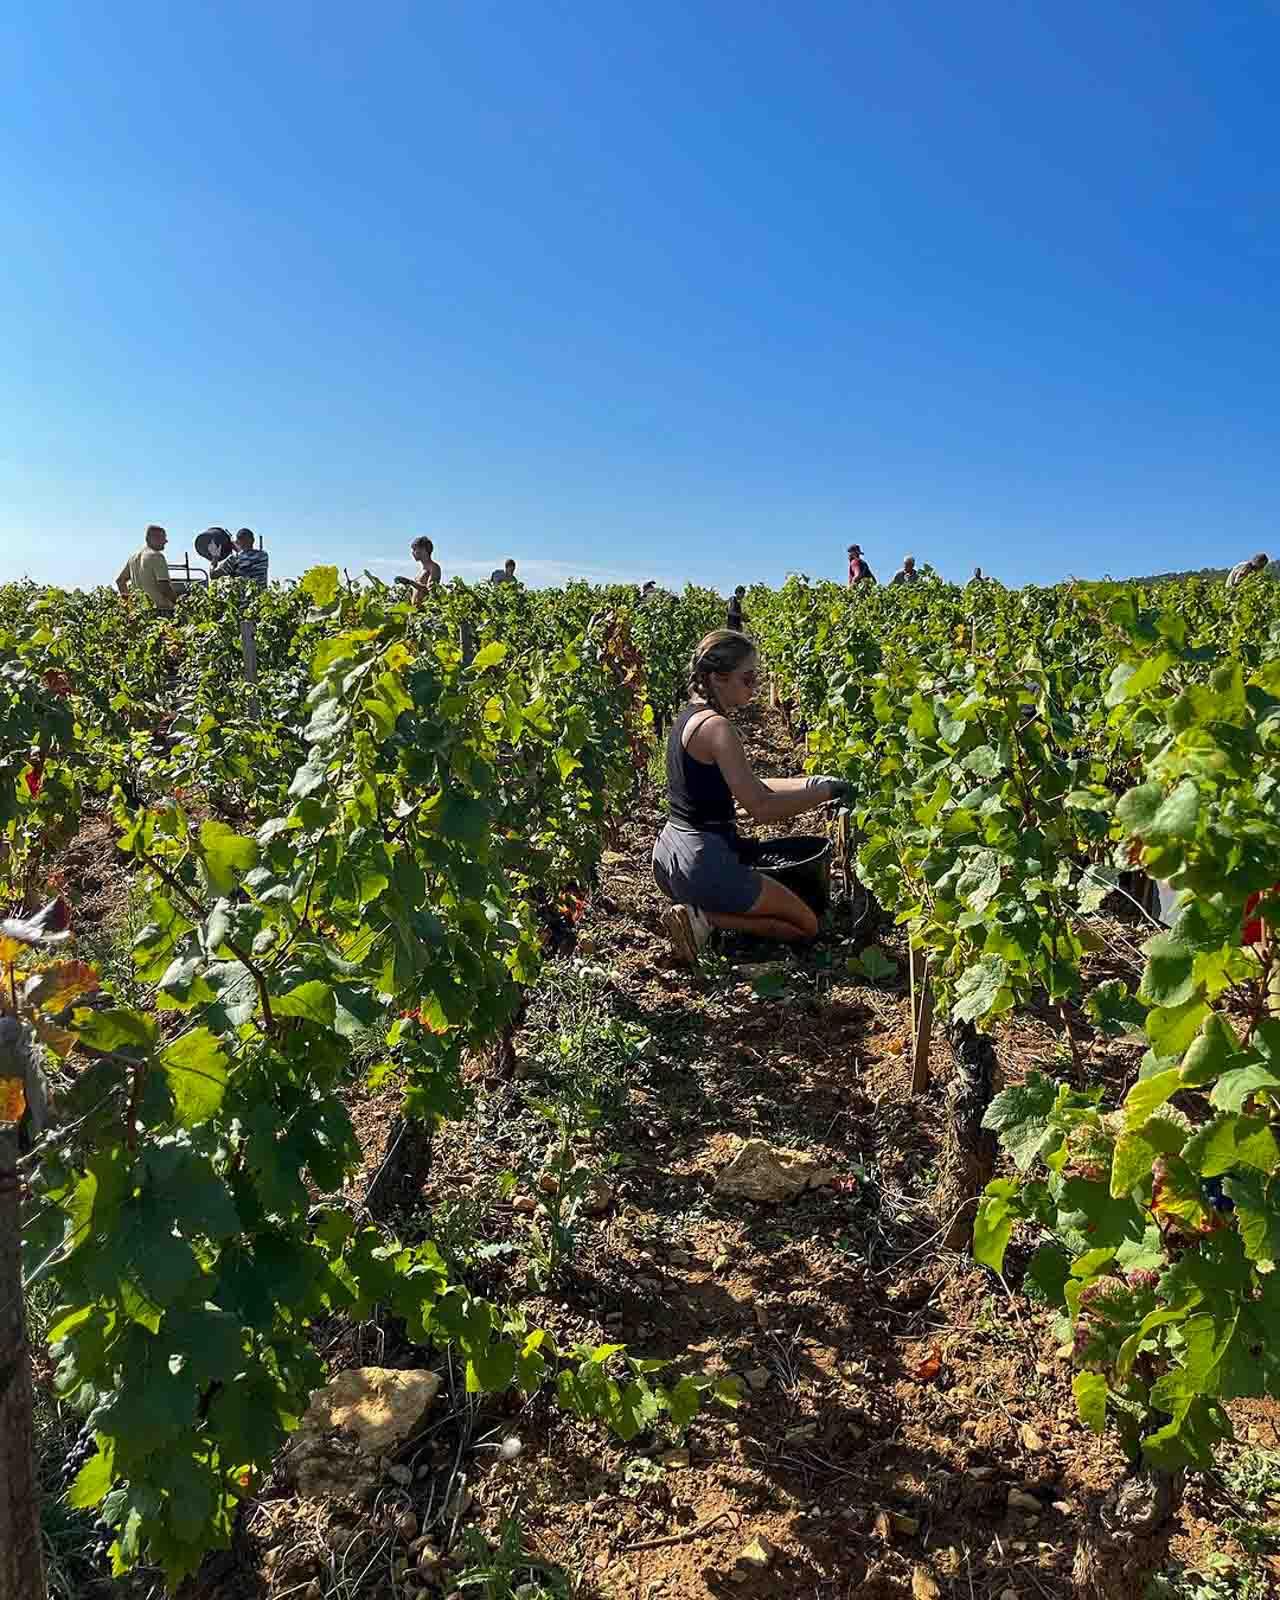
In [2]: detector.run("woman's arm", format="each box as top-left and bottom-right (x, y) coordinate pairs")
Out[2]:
(695, 716), (839, 824)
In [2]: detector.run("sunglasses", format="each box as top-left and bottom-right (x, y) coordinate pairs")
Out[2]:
(741, 670), (759, 687)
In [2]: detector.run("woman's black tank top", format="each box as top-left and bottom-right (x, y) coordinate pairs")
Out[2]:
(666, 704), (736, 836)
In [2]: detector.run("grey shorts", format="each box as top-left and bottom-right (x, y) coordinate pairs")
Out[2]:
(652, 823), (763, 917)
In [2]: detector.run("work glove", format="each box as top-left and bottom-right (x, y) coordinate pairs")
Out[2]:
(808, 775), (852, 803)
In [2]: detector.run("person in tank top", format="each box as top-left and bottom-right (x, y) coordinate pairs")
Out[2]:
(652, 629), (850, 963)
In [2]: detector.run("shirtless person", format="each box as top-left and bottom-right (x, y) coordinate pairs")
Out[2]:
(395, 537), (442, 605)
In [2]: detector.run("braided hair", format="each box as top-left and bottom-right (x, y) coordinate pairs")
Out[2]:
(689, 629), (756, 714)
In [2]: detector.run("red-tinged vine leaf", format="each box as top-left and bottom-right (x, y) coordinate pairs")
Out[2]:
(23, 959), (99, 1011)
(415, 995), (452, 1034)
(30, 1012), (77, 1059)
(0, 897), (72, 946)
(559, 891), (588, 925)
(42, 669), (72, 697)
(24, 760), (44, 798)
(0, 1076), (26, 1123)
(1151, 1155), (1220, 1237)
(915, 1348), (942, 1381)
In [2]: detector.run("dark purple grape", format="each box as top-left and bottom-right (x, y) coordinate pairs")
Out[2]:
(1202, 1176), (1235, 1213)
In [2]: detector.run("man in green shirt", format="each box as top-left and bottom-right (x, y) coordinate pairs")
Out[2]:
(890, 554), (920, 586)
(116, 525), (177, 612)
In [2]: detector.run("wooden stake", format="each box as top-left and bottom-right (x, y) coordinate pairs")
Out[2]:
(910, 947), (933, 1095)
(0, 1018), (46, 1600)
(1264, 924), (1280, 1020)
(240, 618), (259, 722)
(836, 807), (852, 909)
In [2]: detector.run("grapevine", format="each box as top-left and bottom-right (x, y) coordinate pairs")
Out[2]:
(3, 563), (1280, 1592)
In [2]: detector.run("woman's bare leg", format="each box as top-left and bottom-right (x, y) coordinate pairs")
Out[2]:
(705, 874), (818, 942)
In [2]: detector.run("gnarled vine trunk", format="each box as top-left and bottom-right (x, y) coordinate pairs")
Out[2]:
(1072, 1467), (1182, 1600)
(934, 1018), (997, 1250)
(1, 1018), (46, 1600)
(363, 1115), (434, 1221)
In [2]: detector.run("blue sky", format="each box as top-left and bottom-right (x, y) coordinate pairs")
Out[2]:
(3, 1), (1277, 591)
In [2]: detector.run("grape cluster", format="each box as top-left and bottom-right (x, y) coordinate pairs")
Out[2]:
(90, 1519), (113, 1565)
(61, 1420), (97, 1488)
(1202, 1176), (1236, 1213)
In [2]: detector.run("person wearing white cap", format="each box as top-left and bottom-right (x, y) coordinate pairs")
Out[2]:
(890, 555), (920, 586)
(1227, 552), (1268, 588)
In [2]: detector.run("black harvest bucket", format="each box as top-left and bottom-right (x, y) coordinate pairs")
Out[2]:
(747, 835), (832, 916)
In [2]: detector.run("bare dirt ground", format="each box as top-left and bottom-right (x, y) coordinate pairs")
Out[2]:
(40, 703), (1280, 1600)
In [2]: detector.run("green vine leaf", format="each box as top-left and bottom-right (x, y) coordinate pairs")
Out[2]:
(981, 1072), (1058, 1172)
(73, 1007), (157, 1058)
(68, 1443), (115, 1509)
(197, 821), (258, 897)
(1183, 1114), (1279, 1178)
(272, 981), (337, 1026)
(1072, 1371), (1107, 1435)
(158, 1029), (229, 1127)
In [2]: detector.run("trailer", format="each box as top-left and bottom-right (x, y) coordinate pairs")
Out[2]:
(166, 551), (211, 596)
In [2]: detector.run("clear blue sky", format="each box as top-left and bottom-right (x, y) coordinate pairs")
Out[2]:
(4, 1), (1277, 592)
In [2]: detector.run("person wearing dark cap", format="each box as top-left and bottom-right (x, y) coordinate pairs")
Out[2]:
(726, 586), (747, 631)
(211, 528), (269, 586)
(847, 544), (876, 586)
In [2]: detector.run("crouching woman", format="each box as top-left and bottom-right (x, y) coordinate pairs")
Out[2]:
(652, 630), (848, 962)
